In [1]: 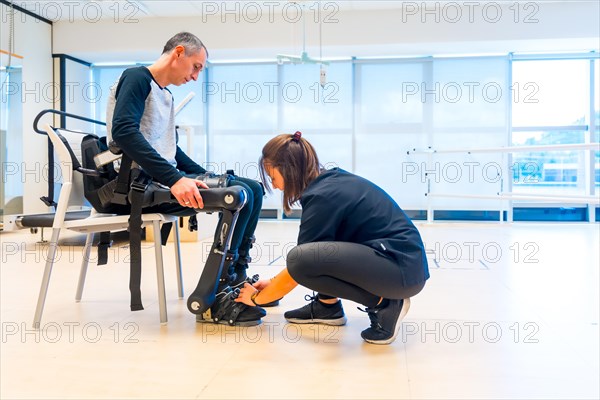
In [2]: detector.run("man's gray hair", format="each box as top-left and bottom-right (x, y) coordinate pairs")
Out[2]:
(162, 32), (208, 57)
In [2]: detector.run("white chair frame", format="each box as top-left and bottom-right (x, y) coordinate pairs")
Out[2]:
(33, 123), (184, 328)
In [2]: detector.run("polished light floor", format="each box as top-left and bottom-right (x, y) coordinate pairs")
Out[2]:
(1, 220), (598, 399)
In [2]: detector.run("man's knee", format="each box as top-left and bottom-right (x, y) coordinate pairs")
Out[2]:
(232, 178), (263, 210)
(249, 180), (263, 208)
(228, 180), (253, 209)
(239, 178), (263, 201)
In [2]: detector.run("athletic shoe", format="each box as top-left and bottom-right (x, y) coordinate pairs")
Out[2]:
(284, 294), (347, 326)
(360, 298), (411, 345)
(196, 286), (266, 326)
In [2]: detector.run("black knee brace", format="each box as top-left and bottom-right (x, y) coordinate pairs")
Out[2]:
(236, 235), (256, 270)
(195, 172), (232, 189)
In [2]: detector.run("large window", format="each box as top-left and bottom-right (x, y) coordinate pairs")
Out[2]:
(430, 57), (508, 212)
(513, 60), (589, 127)
(356, 57), (509, 212)
(89, 52), (599, 220)
(356, 61), (427, 210)
(92, 66), (128, 135)
(512, 58), (597, 196)
(206, 63), (279, 208)
(281, 62), (353, 175)
(594, 61), (599, 189)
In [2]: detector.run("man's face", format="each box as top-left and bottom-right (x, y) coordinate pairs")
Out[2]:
(172, 45), (207, 86)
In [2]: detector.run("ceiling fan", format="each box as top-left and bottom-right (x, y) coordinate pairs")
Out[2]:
(276, 1), (329, 66)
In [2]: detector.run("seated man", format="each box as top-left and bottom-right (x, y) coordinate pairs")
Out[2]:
(106, 31), (265, 326)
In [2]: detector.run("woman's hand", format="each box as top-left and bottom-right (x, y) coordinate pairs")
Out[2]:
(253, 279), (272, 291)
(234, 282), (258, 306)
(234, 271), (296, 307)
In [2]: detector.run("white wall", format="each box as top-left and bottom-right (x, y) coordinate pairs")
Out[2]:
(1, 3), (54, 214)
(52, 1), (600, 63)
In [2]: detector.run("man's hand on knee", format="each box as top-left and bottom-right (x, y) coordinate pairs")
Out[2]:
(171, 177), (209, 209)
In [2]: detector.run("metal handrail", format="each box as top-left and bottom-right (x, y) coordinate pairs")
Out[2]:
(33, 109), (106, 135)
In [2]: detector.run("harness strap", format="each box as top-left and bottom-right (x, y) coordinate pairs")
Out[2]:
(97, 232), (112, 266)
(41, 138), (57, 208)
(128, 172), (151, 311)
(112, 153), (134, 206)
(160, 223), (172, 246)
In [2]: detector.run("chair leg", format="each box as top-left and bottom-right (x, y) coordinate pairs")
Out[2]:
(153, 220), (168, 324)
(75, 233), (94, 302)
(173, 221), (184, 299)
(33, 228), (61, 329)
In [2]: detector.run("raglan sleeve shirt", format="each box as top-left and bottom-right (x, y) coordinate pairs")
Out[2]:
(175, 145), (206, 175)
(110, 68), (203, 186)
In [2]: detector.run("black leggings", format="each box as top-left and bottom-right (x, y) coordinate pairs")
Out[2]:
(287, 242), (426, 308)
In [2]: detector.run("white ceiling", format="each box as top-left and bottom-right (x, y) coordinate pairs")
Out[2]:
(23, 0), (411, 21)
(134, 1), (408, 17)
(8, 0), (596, 63)
(20, 1), (594, 22)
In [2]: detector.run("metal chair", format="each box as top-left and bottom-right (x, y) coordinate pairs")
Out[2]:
(33, 119), (184, 328)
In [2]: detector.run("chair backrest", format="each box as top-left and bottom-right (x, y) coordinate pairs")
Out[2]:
(52, 128), (89, 208)
(43, 123), (78, 228)
(43, 124), (117, 228)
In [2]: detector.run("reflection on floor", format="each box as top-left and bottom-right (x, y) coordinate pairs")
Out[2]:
(1, 220), (598, 399)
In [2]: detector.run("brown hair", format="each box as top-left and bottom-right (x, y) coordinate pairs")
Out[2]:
(259, 133), (322, 214)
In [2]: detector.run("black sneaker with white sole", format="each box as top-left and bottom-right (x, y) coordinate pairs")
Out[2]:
(196, 286), (266, 326)
(284, 294), (347, 326)
(360, 298), (411, 345)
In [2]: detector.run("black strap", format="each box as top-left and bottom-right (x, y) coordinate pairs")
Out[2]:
(160, 223), (172, 246)
(188, 215), (198, 231)
(112, 153), (134, 205)
(40, 138), (57, 208)
(128, 172), (151, 312)
(97, 231), (112, 265)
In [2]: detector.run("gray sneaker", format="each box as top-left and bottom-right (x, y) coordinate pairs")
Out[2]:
(360, 298), (411, 345)
(284, 294), (347, 326)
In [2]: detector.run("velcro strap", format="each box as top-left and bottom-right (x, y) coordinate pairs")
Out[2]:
(128, 187), (145, 311)
(227, 303), (244, 325)
(97, 231), (112, 266)
(160, 223), (172, 246)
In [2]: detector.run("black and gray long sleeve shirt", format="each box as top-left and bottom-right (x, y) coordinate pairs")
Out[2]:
(106, 66), (205, 186)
